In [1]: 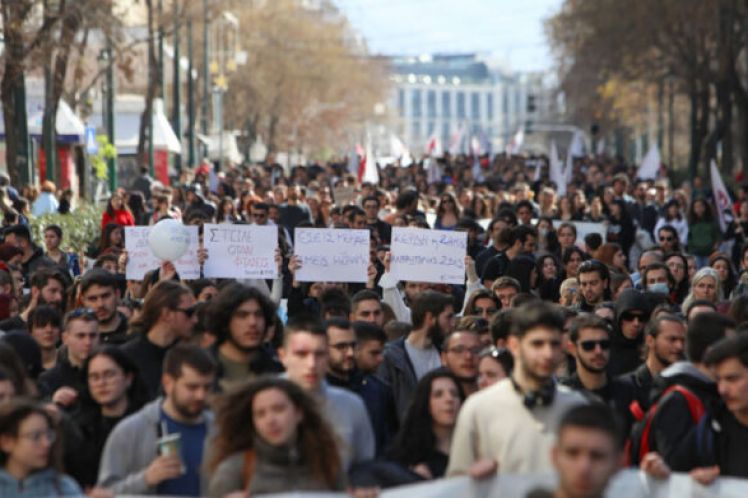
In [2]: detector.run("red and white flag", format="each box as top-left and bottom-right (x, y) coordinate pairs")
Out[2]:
(505, 128), (525, 156)
(449, 123), (465, 153)
(425, 133), (442, 157)
(710, 159), (733, 232)
(358, 138), (378, 184)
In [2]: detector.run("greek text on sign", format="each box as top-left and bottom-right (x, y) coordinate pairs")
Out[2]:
(390, 227), (466, 285)
(202, 224), (278, 279)
(124, 226), (201, 280)
(294, 228), (370, 283)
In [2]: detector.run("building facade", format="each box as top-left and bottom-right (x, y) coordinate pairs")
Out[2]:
(384, 53), (553, 155)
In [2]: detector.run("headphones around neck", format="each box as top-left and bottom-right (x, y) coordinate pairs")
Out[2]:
(511, 376), (556, 409)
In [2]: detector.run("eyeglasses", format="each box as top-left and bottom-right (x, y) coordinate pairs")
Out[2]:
(172, 305), (197, 318)
(473, 307), (498, 315)
(579, 339), (610, 352)
(88, 369), (122, 384)
(252, 212), (267, 218)
(19, 429), (56, 444)
(446, 345), (482, 356)
(330, 341), (357, 352)
(621, 313), (644, 323)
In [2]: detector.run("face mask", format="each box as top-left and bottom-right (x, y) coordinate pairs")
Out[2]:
(538, 228), (548, 238)
(648, 282), (669, 295)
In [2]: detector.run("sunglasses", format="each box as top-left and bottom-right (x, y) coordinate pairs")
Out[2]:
(66, 308), (97, 320)
(621, 313), (644, 322)
(172, 305), (197, 318)
(579, 339), (610, 352)
(660, 236), (674, 242)
(473, 307), (498, 315)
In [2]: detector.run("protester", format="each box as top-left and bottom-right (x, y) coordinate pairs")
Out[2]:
(447, 302), (585, 476)
(386, 368), (464, 480)
(207, 377), (345, 497)
(0, 399), (83, 497)
(477, 346), (513, 390)
(98, 345), (216, 495)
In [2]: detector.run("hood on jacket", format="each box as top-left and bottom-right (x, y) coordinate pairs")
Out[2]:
(615, 288), (651, 330)
(651, 360), (718, 405)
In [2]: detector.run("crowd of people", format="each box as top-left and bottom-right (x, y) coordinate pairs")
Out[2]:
(0, 150), (746, 498)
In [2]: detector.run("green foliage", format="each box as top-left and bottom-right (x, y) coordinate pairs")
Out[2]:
(90, 135), (117, 180)
(30, 204), (103, 254)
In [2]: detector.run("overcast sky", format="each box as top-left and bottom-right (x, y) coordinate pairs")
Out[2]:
(333, 0), (564, 72)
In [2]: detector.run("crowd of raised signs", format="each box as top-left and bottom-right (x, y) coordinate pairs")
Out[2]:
(0, 150), (747, 498)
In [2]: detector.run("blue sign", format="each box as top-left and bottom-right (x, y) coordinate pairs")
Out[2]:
(85, 126), (98, 154)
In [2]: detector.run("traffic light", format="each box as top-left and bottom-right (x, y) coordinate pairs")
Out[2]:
(527, 95), (537, 113)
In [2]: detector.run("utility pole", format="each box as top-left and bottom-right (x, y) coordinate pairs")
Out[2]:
(187, 19), (196, 168)
(201, 0), (210, 139)
(172, 0), (182, 174)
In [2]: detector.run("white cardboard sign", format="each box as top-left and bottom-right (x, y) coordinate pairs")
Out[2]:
(390, 227), (466, 284)
(124, 226), (201, 280)
(294, 228), (370, 283)
(202, 224), (278, 279)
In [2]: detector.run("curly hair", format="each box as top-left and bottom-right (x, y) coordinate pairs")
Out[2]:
(208, 377), (341, 488)
(206, 283), (276, 345)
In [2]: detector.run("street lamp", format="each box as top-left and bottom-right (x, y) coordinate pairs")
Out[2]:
(98, 45), (117, 191)
(210, 11), (240, 171)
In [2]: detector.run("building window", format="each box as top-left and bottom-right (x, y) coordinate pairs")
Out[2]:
(471, 92), (480, 120)
(442, 122), (451, 145)
(442, 91), (451, 118)
(412, 121), (421, 139)
(398, 89), (405, 117)
(503, 88), (509, 116)
(427, 121), (436, 137)
(412, 89), (422, 118)
(427, 90), (437, 118)
(457, 92), (466, 119)
(515, 88), (522, 116)
(487, 93), (494, 120)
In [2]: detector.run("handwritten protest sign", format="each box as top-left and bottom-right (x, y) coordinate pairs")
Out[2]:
(390, 227), (466, 284)
(203, 224), (278, 279)
(333, 185), (357, 206)
(124, 226), (201, 280)
(294, 228), (370, 283)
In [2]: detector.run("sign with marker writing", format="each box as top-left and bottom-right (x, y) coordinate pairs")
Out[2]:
(203, 224), (278, 279)
(294, 228), (370, 283)
(124, 226), (201, 280)
(390, 227), (466, 284)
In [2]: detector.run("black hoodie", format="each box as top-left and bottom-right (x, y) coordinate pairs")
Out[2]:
(607, 288), (650, 377)
(650, 362), (720, 468)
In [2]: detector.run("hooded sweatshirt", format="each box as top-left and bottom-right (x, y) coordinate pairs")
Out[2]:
(607, 288), (650, 377)
(650, 362), (719, 467)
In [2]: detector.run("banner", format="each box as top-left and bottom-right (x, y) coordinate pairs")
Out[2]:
(202, 224), (278, 279)
(118, 470), (748, 498)
(124, 226), (200, 280)
(390, 227), (466, 285)
(294, 228), (370, 283)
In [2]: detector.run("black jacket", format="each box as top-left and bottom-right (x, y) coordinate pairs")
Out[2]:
(618, 363), (654, 412)
(120, 333), (171, 400)
(376, 337), (419, 425)
(38, 352), (87, 400)
(650, 362), (720, 467)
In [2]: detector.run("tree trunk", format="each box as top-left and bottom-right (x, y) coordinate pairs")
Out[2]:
(689, 82), (700, 181)
(137, 0), (159, 166)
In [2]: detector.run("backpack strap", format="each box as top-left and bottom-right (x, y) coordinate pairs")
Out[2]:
(241, 449), (257, 491)
(636, 385), (705, 464)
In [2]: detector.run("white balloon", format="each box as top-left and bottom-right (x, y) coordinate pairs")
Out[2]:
(148, 219), (190, 261)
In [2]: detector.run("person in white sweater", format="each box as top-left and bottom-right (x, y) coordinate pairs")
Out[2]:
(447, 301), (585, 477)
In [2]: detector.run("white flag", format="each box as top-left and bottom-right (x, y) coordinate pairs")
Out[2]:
(426, 157), (441, 184)
(637, 143), (661, 180)
(425, 133), (442, 157)
(596, 137), (606, 156)
(505, 128), (525, 155)
(448, 124), (464, 153)
(470, 136), (484, 181)
(710, 159), (733, 232)
(549, 140), (566, 195)
(569, 130), (586, 157)
(360, 138), (379, 184)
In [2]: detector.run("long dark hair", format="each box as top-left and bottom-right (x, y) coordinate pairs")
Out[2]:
(83, 346), (150, 413)
(99, 223), (123, 254)
(105, 193), (131, 217)
(209, 377), (341, 489)
(387, 368), (465, 467)
(0, 398), (62, 470)
(688, 197), (714, 224)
